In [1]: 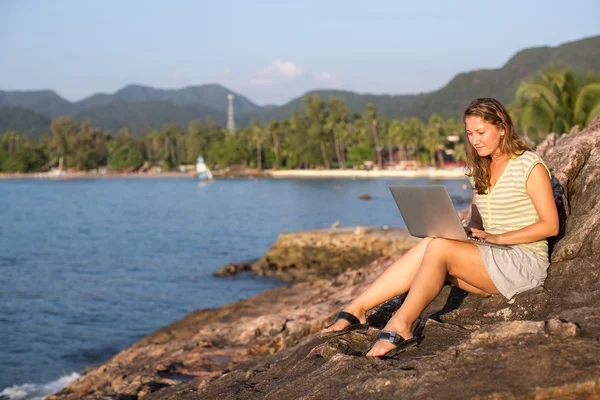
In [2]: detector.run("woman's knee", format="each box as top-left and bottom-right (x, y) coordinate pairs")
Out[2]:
(425, 238), (450, 254)
(420, 237), (434, 247)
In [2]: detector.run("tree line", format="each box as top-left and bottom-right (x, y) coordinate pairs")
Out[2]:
(1, 68), (599, 173)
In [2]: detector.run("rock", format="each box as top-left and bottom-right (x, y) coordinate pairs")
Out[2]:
(544, 318), (581, 338)
(213, 261), (252, 277)
(359, 193), (371, 200)
(217, 227), (418, 283)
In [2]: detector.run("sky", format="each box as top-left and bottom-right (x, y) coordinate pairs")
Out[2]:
(1, 0), (599, 106)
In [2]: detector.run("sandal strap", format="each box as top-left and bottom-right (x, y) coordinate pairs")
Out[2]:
(327, 311), (361, 328)
(374, 330), (406, 346)
(334, 311), (360, 326)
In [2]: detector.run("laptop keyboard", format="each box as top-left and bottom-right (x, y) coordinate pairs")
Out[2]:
(468, 237), (486, 243)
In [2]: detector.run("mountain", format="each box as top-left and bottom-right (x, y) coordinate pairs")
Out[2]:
(0, 106), (51, 138)
(236, 90), (423, 126)
(1, 35), (599, 132)
(0, 83), (258, 122)
(76, 84), (261, 114)
(401, 35), (600, 118)
(0, 90), (73, 117)
(75, 101), (226, 133)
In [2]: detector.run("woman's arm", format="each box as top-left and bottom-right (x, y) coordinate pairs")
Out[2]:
(471, 164), (559, 245)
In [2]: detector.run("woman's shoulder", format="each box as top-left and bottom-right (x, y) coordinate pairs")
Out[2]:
(516, 150), (541, 160)
(513, 150), (544, 166)
(513, 150), (551, 180)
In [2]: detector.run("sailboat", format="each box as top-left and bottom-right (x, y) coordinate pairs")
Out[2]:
(196, 156), (214, 182)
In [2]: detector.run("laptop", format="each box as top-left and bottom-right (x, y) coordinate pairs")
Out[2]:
(389, 185), (509, 250)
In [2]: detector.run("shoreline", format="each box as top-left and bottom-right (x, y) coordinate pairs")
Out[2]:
(266, 167), (467, 179)
(0, 167), (468, 180)
(0, 171), (196, 180)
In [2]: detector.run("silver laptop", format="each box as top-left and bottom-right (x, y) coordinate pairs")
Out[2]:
(389, 185), (509, 249)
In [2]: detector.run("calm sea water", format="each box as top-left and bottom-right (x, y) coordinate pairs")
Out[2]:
(0, 176), (469, 397)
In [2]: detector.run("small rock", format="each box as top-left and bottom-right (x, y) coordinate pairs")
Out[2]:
(545, 319), (581, 338)
(156, 364), (168, 373)
(198, 380), (209, 390)
(359, 193), (371, 200)
(213, 262), (252, 277)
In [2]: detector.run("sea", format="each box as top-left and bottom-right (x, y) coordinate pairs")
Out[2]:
(0, 176), (470, 399)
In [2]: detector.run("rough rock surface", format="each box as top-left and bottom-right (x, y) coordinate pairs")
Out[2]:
(214, 227), (418, 282)
(50, 118), (600, 399)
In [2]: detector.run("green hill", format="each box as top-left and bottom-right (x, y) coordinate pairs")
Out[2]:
(0, 106), (51, 138)
(75, 101), (226, 133)
(0, 90), (73, 117)
(401, 35), (600, 118)
(236, 90), (423, 126)
(76, 84), (261, 114)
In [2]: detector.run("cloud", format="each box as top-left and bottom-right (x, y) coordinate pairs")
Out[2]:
(314, 72), (334, 81)
(232, 60), (343, 104)
(266, 60), (305, 79)
(313, 72), (339, 88)
(250, 60), (305, 85)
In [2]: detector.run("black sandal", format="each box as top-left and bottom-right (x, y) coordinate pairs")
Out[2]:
(319, 311), (369, 339)
(363, 329), (418, 359)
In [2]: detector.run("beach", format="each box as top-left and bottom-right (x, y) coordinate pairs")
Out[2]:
(0, 167), (467, 180)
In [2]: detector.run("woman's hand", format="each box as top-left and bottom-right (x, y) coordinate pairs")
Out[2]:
(470, 228), (504, 244)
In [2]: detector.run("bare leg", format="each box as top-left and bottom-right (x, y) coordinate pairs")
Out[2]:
(447, 275), (492, 297)
(322, 237), (433, 333)
(366, 239), (499, 357)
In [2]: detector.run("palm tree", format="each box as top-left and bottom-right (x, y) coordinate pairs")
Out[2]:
(251, 121), (263, 170)
(326, 98), (348, 169)
(265, 120), (281, 169)
(513, 68), (600, 138)
(50, 117), (78, 169)
(302, 96), (331, 169)
(388, 120), (403, 163)
(365, 104), (383, 169)
(422, 114), (444, 166)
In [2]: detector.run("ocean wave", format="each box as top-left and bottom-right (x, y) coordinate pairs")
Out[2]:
(0, 373), (80, 400)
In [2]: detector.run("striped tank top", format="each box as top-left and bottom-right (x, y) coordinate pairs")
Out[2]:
(472, 151), (551, 260)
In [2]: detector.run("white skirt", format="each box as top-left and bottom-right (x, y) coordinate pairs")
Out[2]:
(477, 245), (550, 300)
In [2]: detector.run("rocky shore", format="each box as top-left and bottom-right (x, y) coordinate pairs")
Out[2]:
(213, 227), (419, 282)
(49, 117), (600, 399)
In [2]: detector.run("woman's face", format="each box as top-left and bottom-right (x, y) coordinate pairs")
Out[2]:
(465, 116), (504, 157)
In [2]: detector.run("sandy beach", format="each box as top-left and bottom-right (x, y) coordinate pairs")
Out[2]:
(266, 167), (467, 179)
(0, 167), (468, 180)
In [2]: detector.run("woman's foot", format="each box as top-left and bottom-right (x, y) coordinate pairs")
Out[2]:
(320, 306), (367, 334)
(365, 320), (413, 357)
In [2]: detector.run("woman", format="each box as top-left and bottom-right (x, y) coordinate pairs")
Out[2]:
(320, 98), (559, 358)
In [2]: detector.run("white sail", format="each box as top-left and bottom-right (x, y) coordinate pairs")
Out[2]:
(196, 156), (214, 181)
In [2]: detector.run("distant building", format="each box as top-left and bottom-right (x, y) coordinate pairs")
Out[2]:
(227, 94), (236, 133)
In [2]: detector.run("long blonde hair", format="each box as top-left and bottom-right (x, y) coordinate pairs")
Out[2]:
(463, 98), (530, 195)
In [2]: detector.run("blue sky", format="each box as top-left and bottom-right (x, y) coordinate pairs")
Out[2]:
(1, 0), (599, 105)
